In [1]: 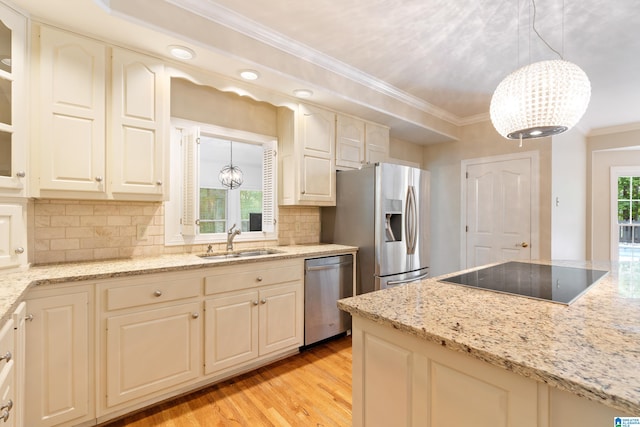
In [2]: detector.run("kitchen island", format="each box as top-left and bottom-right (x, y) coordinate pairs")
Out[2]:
(338, 260), (640, 427)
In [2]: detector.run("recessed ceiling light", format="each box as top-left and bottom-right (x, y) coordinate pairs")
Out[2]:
(239, 69), (260, 80)
(168, 45), (195, 60)
(293, 89), (313, 98)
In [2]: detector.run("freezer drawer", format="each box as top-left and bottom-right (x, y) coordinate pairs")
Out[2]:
(304, 254), (353, 346)
(376, 267), (430, 291)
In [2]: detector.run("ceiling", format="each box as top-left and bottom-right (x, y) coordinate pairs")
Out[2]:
(10, 0), (640, 144)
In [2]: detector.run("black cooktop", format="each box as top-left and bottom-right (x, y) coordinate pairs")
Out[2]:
(439, 262), (608, 304)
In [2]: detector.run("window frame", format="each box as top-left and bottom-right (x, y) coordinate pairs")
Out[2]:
(165, 118), (278, 246)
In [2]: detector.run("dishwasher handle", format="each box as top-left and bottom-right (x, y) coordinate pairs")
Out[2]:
(305, 260), (353, 272)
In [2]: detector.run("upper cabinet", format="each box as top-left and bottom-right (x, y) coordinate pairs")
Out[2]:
(110, 48), (167, 197)
(33, 26), (168, 200)
(278, 103), (336, 206)
(0, 5), (27, 197)
(336, 114), (389, 169)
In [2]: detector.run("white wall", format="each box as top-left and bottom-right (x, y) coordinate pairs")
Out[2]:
(587, 128), (640, 260)
(551, 130), (587, 260)
(423, 120), (552, 276)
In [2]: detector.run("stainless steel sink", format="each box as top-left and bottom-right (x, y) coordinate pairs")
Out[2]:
(199, 248), (282, 260)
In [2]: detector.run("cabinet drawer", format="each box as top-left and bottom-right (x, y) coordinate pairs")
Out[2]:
(205, 262), (303, 295)
(106, 277), (201, 311)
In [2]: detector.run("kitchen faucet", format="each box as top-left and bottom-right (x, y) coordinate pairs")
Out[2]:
(226, 223), (241, 251)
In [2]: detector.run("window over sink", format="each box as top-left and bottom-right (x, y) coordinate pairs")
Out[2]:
(165, 118), (277, 246)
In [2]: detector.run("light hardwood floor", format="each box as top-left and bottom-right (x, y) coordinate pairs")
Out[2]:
(101, 336), (352, 427)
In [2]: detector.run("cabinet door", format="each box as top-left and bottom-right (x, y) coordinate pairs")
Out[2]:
(364, 122), (389, 164)
(0, 204), (25, 270)
(110, 48), (166, 198)
(204, 290), (259, 375)
(0, 5), (27, 196)
(25, 291), (92, 427)
(298, 104), (336, 204)
(259, 282), (303, 355)
(38, 26), (106, 193)
(336, 114), (365, 169)
(105, 302), (201, 408)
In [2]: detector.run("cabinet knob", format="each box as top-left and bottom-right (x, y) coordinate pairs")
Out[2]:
(25, 314), (34, 322)
(256, 276), (263, 282)
(0, 352), (11, 363)
(252, 300), (259, 306)
(95, 176), (103, 182)
(0, 400), (12, 412)
(260, 299), (267, 304)
(192, 312), (199, 319)
(156, 180), (162, 186)
(14, 247), (24, 254)
(301, 190), (306, 194)
(15, 171), (25, 178)
(0, 409), (8, 422)
(153, 290), (162, 297)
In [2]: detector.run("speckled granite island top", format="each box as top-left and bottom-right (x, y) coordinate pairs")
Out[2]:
(338, 260), (640, 415)
(0, 244), (356, 325)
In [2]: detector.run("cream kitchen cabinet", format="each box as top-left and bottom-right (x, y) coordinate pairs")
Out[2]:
(278, 103), (336, 206)
(0, 4), (27, 197)
(98, 272), (202, 415)
(204, 259), (304, 375)
(34, 25), (167, 200)
(335, 114), (389, 169)
(24, 284), (94, 427)
(0, 203), (27, 270)
(352, 316), (540, 427)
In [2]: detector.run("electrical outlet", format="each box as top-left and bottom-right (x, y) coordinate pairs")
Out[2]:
(136, 224), (148, 241)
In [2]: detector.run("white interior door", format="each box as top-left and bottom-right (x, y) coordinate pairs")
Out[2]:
(465, 157), (532, 268)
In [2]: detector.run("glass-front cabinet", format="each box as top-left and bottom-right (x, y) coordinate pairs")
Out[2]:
(0, 3), (26, 196)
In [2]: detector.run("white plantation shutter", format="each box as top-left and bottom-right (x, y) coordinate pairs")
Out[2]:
(181, 127), (200, 236)
(262, 141), (276, 233)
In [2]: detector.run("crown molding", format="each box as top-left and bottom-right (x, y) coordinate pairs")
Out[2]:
(457, 112), (490, 126)
(167, 0), (465, 126)
(587, 122), (640, 137)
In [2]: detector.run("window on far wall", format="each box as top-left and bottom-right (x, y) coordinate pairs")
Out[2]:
(165, 119), (277, 246)
(618, 176), (640, 260)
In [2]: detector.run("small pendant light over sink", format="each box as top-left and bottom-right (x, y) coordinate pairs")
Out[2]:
(219, 141), (243, 189)
(490, 0), (591, 142)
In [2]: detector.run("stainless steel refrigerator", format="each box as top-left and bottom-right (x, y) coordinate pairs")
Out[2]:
(321, 163), (430, 294)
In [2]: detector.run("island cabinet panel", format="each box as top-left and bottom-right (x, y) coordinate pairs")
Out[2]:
(24, 285), (94, 427)
(352, 316), (539, 427)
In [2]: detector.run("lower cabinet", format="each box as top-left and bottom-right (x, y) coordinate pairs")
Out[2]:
(24, 285), (94, 427)
(204, 281), (303, 375)
(98, 271), (202, 415)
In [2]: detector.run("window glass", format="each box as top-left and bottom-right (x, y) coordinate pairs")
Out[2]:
(0, 20), (10, 74)
(240, 190), (263, 232)
(619, 177), (630, 199)
(0, 130), (9, 177)
(199, 188), (226, 233)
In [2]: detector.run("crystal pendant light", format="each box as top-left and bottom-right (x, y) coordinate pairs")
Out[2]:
(490, 0), (591, 143)
(219, 141), (243, 189)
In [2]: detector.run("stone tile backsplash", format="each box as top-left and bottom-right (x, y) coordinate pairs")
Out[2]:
(31, 200), (320, 265)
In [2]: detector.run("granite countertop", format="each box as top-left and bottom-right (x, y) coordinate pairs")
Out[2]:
(338, 260), (640, 415)
(0, 243), (356, 325)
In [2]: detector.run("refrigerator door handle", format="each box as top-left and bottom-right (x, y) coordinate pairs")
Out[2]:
(405, 185), (417, 254)
(386, 272), (429, 287)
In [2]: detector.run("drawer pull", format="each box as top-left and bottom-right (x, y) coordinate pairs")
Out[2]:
(256, 276), (263, 282)
(153, 290), (163, 297)
(252, 300), (259, 306)
(0, 352), (11, 363)
(0, 400), (12, 411)
(260, 299), (267, 304)
(0, 410), (8, 422)
(192, 312), (199, 319)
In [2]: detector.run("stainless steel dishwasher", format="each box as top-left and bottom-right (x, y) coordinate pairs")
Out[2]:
(304, 254), (353, 346)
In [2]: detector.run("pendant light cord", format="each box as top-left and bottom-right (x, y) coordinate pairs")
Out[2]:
(530, 0), (563, 59)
